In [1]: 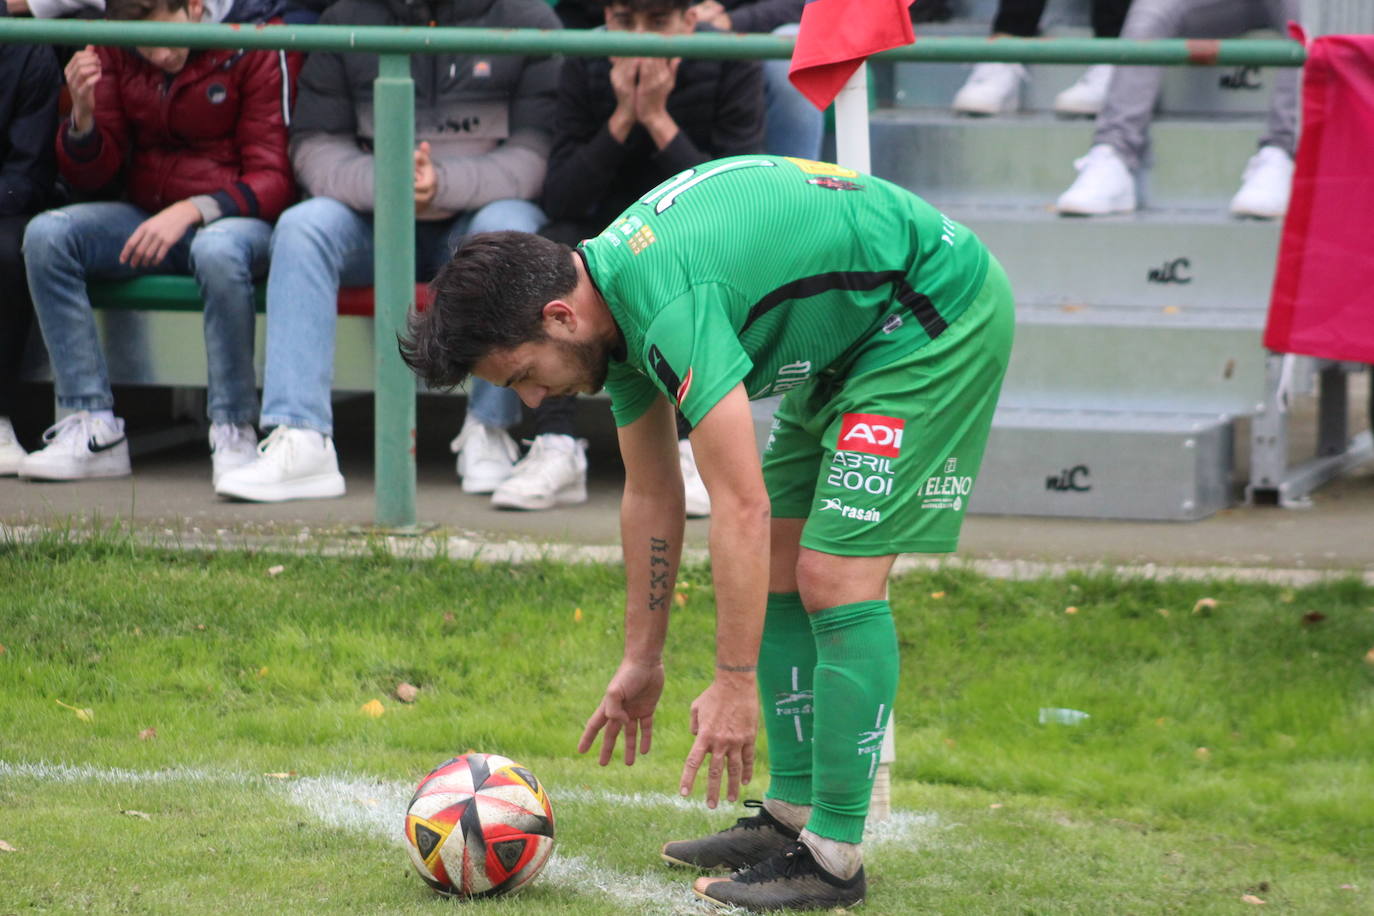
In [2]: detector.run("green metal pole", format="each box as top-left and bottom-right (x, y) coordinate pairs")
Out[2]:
(0, 19), (1309, 67)
(373, 53), (417, 529)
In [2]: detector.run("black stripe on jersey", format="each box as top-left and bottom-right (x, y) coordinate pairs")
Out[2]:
(743, 271), (947, 340)
(647, 344), (682, 396)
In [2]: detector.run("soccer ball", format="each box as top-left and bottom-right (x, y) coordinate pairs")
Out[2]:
(403, 752), (556, 897)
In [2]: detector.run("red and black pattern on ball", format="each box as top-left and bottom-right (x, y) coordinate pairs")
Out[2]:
(460, 794), (555, 897)
(409, 755), (475, 807)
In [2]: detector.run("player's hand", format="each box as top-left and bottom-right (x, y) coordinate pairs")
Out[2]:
(680, 674), (758, 808)
(64, 44), (101, 134)
(119, 200), (200, 268)
(413, 141), (438, 212)
(633, 56), (680, 124)
(577, 657), (665, 767)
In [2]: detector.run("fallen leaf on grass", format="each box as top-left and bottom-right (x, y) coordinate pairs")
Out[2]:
(1340, 884), (1357, 891)
(121, 810), (151, 821)
(0, 840), (15, 852)
(1192, 597), (1218, 615)
(1064, 606), (1079, 615)
(0, 643), (6, 655)
(395, 682), (418, 703)
(1194, 747), (1212, 762)
(573, 607), (584, 623)
(930, 591), (946, 600)
(55, 699), (93, 722)
(674, 592), (688, 608)
(988, 803), (1003, 810)
(1301, 611), (1326, 625)
(1363, 647), (1374, 665)
(263, 772), (298, 780)
(1156, 608), (1171, 618)
(267, 565), (285, 576)
(138, 727), (157, 741)
(360, 699), (385, 717)
(1240, 894), (1266, 905)
(256, 666), (269, 678)
(443, 612), (455, 624)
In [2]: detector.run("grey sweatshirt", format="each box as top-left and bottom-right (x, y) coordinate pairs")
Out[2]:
(288, 0), (561, 220)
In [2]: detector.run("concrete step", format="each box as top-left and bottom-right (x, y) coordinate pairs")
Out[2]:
(971, 406), (1235, 521)
(870, 111), (1271, 207)
(940, 205), (1281, 310)
(873, 58), (1280, 118)
(997, 304), (1267, 416)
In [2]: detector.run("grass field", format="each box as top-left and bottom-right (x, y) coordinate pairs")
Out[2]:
(1, 532), (1372, 914)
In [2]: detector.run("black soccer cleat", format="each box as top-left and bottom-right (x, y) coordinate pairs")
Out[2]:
(660, 799), (800, 872)
(692, 840), (866, 912)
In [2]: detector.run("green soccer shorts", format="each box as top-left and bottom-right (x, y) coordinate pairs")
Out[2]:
(761, 255), (1015, 556)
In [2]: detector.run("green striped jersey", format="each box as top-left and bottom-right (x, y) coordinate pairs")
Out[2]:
(578, 155), (990, 428)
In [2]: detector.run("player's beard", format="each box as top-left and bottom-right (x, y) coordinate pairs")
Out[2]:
(557, 336), (612, 396)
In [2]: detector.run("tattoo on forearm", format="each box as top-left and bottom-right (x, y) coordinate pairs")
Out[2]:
(648, 536), (670, 612)
(717, 663), (757, 673)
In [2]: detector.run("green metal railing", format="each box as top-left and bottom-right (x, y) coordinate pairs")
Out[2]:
(0, 20), (1307, 528)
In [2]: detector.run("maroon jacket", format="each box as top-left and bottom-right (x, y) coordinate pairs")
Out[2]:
(58, 44), (297, 222)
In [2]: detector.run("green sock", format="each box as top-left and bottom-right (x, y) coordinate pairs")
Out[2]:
(758, 591), (817, 808)
(805, 600), (899, 844)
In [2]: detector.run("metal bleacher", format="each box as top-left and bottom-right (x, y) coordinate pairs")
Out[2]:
(866, 0), (1289, 520)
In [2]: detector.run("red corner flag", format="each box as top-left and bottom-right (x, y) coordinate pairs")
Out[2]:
(1264, 31), (1374, 363)
(788, 0), (915, 110)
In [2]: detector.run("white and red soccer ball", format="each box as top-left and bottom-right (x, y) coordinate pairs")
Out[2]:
(403, 752), (555, 897)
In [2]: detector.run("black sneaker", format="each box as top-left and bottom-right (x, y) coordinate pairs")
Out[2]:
(660, 800), (799, 872)
(693, 841), (866, 912)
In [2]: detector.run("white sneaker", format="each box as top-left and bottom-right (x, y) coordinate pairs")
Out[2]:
(209, 422), (259, 486)
(1230, 145), (1294, 220)
(491, 434), (588, 510)
(679, 438), (711, 518)
(1054, 64), (1114, 117)
(1056, 144), (1137, 216)
(0, 417), (26, 476)
(213, 426), (345, 502)
(19, 411), (130, 481)
(451, 418), (520, 494)
(952, 62), (1026, 116)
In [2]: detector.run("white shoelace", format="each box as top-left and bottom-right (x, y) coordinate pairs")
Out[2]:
(40, 413), (111, 454)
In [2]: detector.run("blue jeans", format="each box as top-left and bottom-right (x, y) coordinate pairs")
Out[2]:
(764, 24), (825, 161)
(23, 201), (270, 425)
(259, 197), (545, 436)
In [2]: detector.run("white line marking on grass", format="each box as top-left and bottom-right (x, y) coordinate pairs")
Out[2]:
(3, 761), (943, 913)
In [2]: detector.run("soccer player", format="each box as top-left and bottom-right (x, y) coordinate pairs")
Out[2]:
(399, 154), (1014, 911)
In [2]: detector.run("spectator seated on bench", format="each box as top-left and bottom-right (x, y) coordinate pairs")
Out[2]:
(0, 3), (60, 476)
(215, 0), (562, 505)
(20, 0), (297, 487)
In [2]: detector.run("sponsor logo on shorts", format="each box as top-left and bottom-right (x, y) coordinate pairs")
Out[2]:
(921, 456), (973, 510)
(838, 413), (905, 458)
(819, 497), (882, 522)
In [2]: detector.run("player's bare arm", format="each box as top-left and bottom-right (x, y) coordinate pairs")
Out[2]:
(679, 383), (767, 807)
(577, 395), (683, 767)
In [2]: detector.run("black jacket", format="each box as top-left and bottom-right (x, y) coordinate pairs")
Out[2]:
(542, 25), (764, 227)
(0, 6), (61, 217)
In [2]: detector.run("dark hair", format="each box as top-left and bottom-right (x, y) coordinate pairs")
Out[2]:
(106, 0), (190, 21)
(398, 231), (578, 390)
(602, 0), (692, 17)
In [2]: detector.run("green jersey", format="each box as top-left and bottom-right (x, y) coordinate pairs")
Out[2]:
(578, 155), (990, 429)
